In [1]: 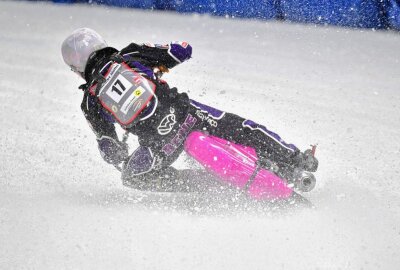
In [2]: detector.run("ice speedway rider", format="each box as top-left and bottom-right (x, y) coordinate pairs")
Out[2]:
(61, 28), (318, 191)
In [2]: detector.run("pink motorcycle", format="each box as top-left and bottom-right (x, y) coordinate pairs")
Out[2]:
(184, 131), (317, 201)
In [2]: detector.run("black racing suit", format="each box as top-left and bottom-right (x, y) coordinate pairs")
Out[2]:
(80, 42), (303, 190)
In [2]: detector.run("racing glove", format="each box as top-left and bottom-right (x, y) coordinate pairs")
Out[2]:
(168, 41), (192, 63)
(97, 136), (129, 165)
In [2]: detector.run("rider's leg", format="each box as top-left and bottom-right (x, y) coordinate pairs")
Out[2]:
(189, 100), (318, 172)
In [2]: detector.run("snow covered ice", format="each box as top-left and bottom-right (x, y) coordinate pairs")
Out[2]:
(1, 1), (400, 269)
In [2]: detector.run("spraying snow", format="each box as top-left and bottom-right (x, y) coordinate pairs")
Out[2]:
(1, 1), (400, 269)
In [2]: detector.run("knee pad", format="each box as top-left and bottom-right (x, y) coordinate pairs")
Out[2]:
(122, 146), (154, 180)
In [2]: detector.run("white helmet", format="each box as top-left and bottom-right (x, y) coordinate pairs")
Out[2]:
(61, 28), (107, 73)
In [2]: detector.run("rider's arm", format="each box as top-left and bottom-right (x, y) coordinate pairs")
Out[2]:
(81, 92), (128, 165)
(81, 92), (118, 139)
(119, 41), (192, 69)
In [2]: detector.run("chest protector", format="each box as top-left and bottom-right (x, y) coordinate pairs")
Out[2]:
(91, 62), (156, 128)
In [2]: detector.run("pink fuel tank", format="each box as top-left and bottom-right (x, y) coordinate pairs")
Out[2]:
(184, 131), (293, 200)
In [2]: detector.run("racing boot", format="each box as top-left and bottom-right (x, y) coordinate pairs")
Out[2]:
(275, 150), (318, 192)
(294, 149), (318, 172)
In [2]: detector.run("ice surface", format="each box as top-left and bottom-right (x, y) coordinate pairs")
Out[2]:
(1, 1), (400, 269)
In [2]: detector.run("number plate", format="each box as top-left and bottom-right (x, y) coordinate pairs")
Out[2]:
(97, 63), (155, 127)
